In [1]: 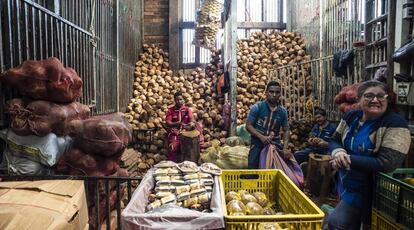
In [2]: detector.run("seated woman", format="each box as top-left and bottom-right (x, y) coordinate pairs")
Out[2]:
(165, 91), (194, 162)
(294, 107), (337, 164)
(327, 80), (410, 229)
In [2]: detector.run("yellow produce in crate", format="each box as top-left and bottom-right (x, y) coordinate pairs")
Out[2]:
(227, 200), (247, 216)
(402, 177), (414, 186)
(220, 169), (324, 230)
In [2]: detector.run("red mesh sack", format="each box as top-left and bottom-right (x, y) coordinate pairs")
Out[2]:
(68, 113), (132, 157)
(5, 99), (90, 136)
(5, 99), (32, 136)
(56, 148), (121, 176)
(344, 83), (361, 103)
(27, 100), (90, 136)
(1, 57), (82, 103)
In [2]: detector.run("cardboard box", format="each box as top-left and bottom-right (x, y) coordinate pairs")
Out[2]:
(0, 180), (88, 230)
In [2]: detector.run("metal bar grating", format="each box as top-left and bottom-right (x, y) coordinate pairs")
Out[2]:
(290, 0), (365, 58)
(0, 0), (95, 125)
(269, 49), (365, 121)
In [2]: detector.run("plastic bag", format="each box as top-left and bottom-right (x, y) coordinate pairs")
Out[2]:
(200, 146), (220, 163)
(253, 192), (269, 207)
(0, 148), (53, 175)
(225, 191), (241, 203)
(374, 67), (388, 82)
(0, 128), (72, 167)
(246, 202), (264, 215)
(225, 136), (244, 147)
(263, 207), (275, 215)
(241, 193), (258, 205)
(236, 124), (251, 145)
(392, 40), (414, 63)
(122, 168), (225, 229)
(227, 200), (246, 216)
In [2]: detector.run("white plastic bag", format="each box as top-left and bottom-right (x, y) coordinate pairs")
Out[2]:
(0, 148), (53, 175)
(122, 168), (225, 230)
(0, 128), (72, 167)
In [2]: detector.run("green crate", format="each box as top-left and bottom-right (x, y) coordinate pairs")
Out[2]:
(371, 209), (405, 230)
(374, 168), (414, 229)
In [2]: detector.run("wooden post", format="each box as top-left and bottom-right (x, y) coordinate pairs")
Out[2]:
(386, 0), (396, 88)
(116, 0), (120, 112)
(169, 0), (180, 72)
(229, 0), (237, 136)
(277, 0), (283, 24)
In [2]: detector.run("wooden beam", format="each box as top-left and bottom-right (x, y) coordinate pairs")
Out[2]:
(169, 0), (180, 71)
(237, 21), (286, 29)
(229, 0), (237, 136)
(277, 0), (283, 23)
(386, 0), (396, 87)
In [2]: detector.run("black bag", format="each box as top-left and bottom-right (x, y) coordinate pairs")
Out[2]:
(394, 73), (414, 82)
(392, 40), (414, 63)
(333, 50), (354, 77)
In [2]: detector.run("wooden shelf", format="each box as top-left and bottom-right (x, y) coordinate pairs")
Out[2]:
(365, 61), (387, 69)
(366, 14), (388, 25)
(367, 37), (388, 47)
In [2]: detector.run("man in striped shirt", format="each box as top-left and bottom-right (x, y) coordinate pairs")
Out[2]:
(246, 81), (291, 169)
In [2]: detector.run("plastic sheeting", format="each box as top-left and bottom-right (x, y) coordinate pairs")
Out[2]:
(0, 128), (72, 167)
(122, 169), (225, 230)
(0, 148), (53, 175)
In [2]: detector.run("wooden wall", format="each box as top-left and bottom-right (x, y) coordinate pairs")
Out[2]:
(144, 0), (169, 50)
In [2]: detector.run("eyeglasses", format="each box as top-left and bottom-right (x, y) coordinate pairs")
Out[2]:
(363, 93), (388, 101)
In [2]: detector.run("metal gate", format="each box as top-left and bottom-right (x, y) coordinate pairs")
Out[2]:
(269, 48), (365, 121)
(0, 0), (143, 126)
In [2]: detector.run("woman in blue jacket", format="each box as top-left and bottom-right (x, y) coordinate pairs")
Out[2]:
(327, 80), (411, 229)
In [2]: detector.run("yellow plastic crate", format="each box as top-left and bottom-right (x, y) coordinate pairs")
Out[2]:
(219, 169), (324, 230)
(371, 209), (406, 230)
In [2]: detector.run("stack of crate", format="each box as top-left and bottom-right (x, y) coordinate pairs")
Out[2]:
(372, 169), (414, 230)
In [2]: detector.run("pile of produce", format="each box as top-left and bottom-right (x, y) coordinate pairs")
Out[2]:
(236, 31), (312, 123)
(334, 82), (361, 113)
(124, 44), (226, 157)
(288, 120), (313, 153)
(127, 30), (312, 164)
(120, 148), (166, 177)
(193, 0), (222, 49)
(403, 177), (414, 186)
(146, 161), (222, 212)
(225, 190), (283, 216)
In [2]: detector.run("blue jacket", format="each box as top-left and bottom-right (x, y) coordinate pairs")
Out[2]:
(308, 122), (337, 152)
(329, 109), (410, 209)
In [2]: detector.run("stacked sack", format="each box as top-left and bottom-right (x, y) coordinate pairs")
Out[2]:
(0, 57), (87, 175)
(334, 83), (361, 113)
(56, 112), (132, 229)
(200, 138), (250, 169)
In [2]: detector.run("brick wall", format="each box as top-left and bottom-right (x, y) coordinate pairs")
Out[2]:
(144, 0), (169, 50)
